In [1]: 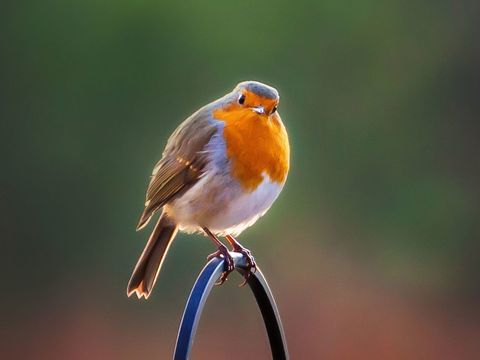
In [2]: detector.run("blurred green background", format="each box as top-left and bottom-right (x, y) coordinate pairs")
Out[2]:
(2, 0), (479, 359)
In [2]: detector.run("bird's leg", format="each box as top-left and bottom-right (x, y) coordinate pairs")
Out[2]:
(225, 235), (257, 286)
(203, 227), (234, 285)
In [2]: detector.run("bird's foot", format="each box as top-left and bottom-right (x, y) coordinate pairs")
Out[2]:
(207, 244), (235, 285)
(232, 244), (257, 287)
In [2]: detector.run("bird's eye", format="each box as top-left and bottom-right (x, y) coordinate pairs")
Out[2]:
(271, 106), (278, 114)
(238, 94), (246, 105)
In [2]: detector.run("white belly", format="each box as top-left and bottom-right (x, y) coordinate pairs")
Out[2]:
(215, 176), (283, 234)
(165, 171), (283, 236)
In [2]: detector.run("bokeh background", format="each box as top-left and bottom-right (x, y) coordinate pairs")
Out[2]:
(2, 0), (479, 359)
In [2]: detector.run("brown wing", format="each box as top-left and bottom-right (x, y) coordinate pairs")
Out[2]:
(137, 108), (217, 230)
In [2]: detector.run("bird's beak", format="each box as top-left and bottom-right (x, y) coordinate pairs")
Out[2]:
(251, 106), (265, 114)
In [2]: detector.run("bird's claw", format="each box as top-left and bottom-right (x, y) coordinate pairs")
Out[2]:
(207, 245), (234, 285)
(235, 247), (257, 287)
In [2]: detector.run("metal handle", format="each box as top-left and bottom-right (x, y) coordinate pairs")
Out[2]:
(173, 252), (289, 359)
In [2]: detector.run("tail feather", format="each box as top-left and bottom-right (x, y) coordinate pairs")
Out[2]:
(127, 212), (178, 299)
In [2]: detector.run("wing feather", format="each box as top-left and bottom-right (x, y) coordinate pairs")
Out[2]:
(137, 108), (217, 230)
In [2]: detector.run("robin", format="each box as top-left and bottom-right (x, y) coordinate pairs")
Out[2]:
(127, 81), (290, 299)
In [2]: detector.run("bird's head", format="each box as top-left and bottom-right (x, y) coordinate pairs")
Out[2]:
(228, 81), (280, 117)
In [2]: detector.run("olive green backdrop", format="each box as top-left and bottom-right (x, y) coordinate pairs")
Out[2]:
(2, 0), (479, 358)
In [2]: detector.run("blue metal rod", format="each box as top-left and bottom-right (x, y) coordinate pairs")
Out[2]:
(173, 252), (289, 359)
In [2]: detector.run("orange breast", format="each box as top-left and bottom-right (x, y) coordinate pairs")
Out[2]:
(213, 106), (290, 191)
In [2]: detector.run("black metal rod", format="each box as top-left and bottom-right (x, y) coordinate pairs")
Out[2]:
(173, 252), (289, 359)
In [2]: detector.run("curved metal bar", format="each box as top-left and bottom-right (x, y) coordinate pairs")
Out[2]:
(173, 252), (289, 360)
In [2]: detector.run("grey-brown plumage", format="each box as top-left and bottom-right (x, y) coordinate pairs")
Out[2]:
(136, 108), (218, 230)
(128, 107), (218, 299)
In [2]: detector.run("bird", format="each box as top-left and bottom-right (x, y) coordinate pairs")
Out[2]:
(127, 80), (290, 299)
